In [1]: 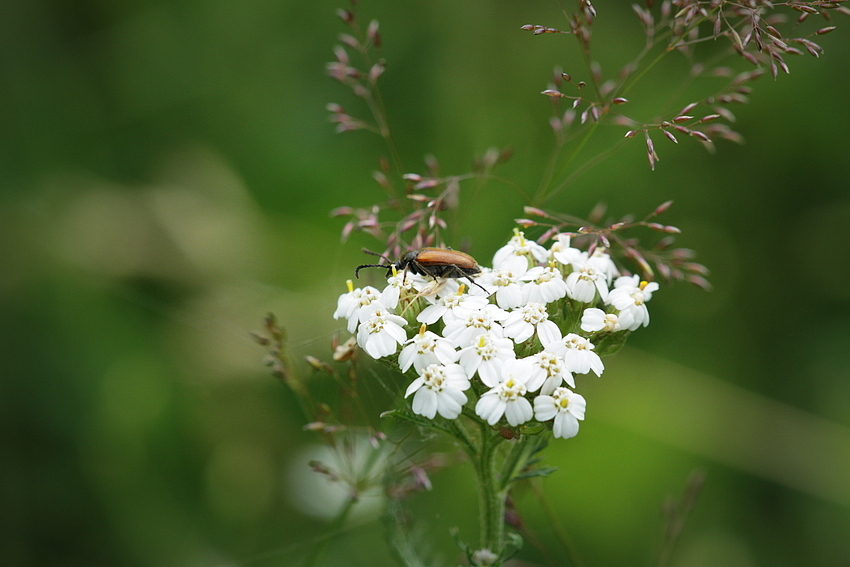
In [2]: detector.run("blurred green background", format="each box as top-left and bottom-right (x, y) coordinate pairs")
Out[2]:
(2, 1), (849, 566)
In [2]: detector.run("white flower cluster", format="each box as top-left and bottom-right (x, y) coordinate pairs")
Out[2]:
(334, 231), (659, 439)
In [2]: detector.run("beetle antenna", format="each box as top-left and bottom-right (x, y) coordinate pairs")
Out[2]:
(355, 263), (393, 279)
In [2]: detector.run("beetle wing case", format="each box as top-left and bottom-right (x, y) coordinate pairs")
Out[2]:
(406, 248), (481, 280)
(355, 247), (485, 291)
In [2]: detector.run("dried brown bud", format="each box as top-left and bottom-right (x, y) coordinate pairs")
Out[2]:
(645, 134), (657, 157)
(654, 236), (675, 250)
(685, 262), (710, 276)
(250, 332), (269, 346)
(541, 89), (566, 98)
(336, 9), (354, 25)
(624, 130), (637, 138)
(537, 226), (561, 243)
(369, 63), (384, 83)
(397, 216), (419, 233)
(549, 116), (562, 134)
(679, 102), (699, 115)
(590, 106), (601, 122)
(792, 4), (819, 14)
(414, 179), (440, 190)
(367, 19), (380, 43)
(523, 206), (548, 217)
(372, 170), (388, 188)
(330, 206), (353, 217)
(687, 275), (713, 291)
(654, 200), (674, 215)
(306, 356), (333, 374)
(339, 33), (359, 49)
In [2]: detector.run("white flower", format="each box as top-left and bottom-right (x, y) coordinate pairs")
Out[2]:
(502, 302), (561, 345)
(551, 236), (585, 267)
(534, 387), (586, 439)
(588, 248), (618, 284)
(580, 307), (624, 333)
(520, 265), (568, 304)
(563, 252), (609, 303)
(381, 270), (416, 309)
(457, 332), (515, 386)
(334, 283), (385, 333)
(477, 267), (527, 310)
(405, 363), (471, 420)
(356, 308), (408, 359)
(442, 304), (509, 347)
(399, 325), (459, 373)
(545, 333), (604, 377)
(607, 275), (659, 331)
(416, 288), (490, 325)
(529, 350), (575, 395)
(547, 233), (572, 259)
(492, 229), (548, 272)
(475, 358), (539, 426)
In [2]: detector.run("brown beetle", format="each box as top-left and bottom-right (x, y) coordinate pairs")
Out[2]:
(355, 247), (486, 290)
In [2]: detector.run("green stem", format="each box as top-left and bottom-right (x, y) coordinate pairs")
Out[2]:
(302, 494), (358, 567)
(474, 426), (507, 552)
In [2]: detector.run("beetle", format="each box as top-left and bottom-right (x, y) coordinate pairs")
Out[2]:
(355, 247), (486, 291)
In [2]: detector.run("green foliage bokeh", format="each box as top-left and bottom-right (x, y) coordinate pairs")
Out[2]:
(1, 1), (849, 566)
